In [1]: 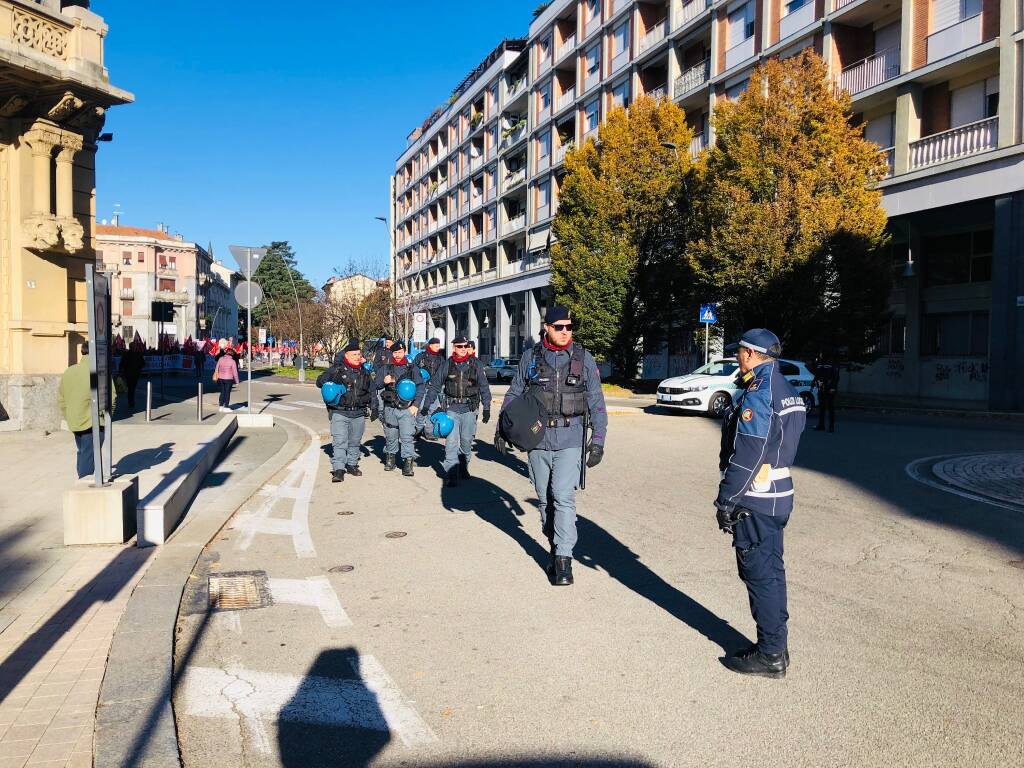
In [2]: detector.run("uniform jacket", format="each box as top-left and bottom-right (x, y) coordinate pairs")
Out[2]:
(316, 356), (374, 417)
(373, 356), (424, 408)
(502, 342), (608, 452)
(413, 349), (446, 381)
(717, 360), (805, 517)
(421, 356), (492, 414)
(813, 362), (839, 394)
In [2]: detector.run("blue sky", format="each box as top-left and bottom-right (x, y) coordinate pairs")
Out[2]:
(95, 0), (538, 288)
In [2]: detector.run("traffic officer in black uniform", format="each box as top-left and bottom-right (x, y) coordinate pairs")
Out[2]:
(716, 328), (806, 678)
(421, 335), (492, 487)
(413, 337), (445, 438)
(374, 341), (424, 476)
(315, 339), (376, 482)
(497, 306), (608, 586)
(812, 353), (840, 433)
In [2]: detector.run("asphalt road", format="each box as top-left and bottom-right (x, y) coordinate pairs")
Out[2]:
(173, 376), (1024, 768)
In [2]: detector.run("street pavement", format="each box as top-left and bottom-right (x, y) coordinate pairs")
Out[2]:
(171, 377), (1024, 768)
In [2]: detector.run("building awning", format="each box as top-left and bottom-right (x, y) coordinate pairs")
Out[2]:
(527, 228), (551, 253)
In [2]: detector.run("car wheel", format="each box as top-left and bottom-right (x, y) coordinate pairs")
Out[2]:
(708, 392), (731, 417)
(800, 392), (814, 413)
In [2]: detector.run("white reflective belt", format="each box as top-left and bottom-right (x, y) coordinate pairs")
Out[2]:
(746, 488), (795, 499)
(768, 467), (791, 480)
(779, 406), (806, 416)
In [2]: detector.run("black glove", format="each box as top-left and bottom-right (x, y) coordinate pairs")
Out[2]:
(715, 505), (750, 534)
(494, 433), (507, 455)
(482, 409), (491, 424)
(370, 408), (379, 423)
(586, 444), (603, 468)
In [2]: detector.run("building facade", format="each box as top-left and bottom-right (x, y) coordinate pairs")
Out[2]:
(0, 0), (132, 430)
(209, 261), (240, 342)
(323, 273), (379, 304)
(96, 225), (214, 348)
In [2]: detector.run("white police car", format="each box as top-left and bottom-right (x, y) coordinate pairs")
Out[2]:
(656, 358), (817, 416)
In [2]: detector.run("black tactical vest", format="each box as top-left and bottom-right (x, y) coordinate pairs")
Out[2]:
(443, 359), (480, 405)
(526, 342), (588, 419)
(415, 351), (445, 380)
(381, 359), (415, 407)
(331, 365), (372, 410)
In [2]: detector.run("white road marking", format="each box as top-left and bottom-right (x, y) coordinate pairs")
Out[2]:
(292, 400), (326, 409)
(266, 402), (301, 411)
(905, 454), (1024, 514)
(268, 576), (352, 627)
(180, 658), (437, 750)
(230, 422), (320, 558)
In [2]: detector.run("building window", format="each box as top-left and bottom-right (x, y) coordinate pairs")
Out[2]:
(923, 229), (992, 286)
(538, 132), (551, 160)
(611, 78), (631, 109)
(137, 251), (145, 264)
(586, 0), (599, 21)
(123, 301), (133, 316)
(612, 21), (630, 58)
(159, 278), (175, 291)
(585, 44), (601, 81)
(728, 2), (755, 46)
(123, 325), (134, 342)
(584, 98), (600, 134)
(123, 277), (132, 289)
(922, 311), (989, 357)
(726, 79), (750, 100)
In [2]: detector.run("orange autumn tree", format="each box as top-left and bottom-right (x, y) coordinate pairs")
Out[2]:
(688, 51), (890, 363)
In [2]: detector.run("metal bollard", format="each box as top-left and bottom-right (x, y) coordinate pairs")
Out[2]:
(197, 382), (204, 422)
(146, 381), (152, 423)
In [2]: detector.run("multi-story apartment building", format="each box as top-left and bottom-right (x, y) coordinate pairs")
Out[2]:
(209, 261), (240, 342)
(0, 0), (132, 430)
(96, 224), (215, 348)
(393, 0), (1023, 409)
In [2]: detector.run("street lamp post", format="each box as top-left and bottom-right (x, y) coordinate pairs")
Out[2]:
(375, 215), (396, 338)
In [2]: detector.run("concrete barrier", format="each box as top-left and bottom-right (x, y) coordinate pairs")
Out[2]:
(63, 477), (139, 545)
(136, 415), (237, 547)
(237, 412), (274, 428)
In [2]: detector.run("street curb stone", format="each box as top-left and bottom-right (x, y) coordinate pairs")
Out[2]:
(93, 418), (306, 768)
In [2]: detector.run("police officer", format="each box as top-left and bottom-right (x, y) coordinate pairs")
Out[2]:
(812, 352), (839, 433)
(371, 335), (394, 415)
(315, 339), (376, 482)
(374, 340), (423, 476)
(496, 306), (607, 586)
(421, 335), (492, 487)
(413, 337), (446, 438)
(715, 328), (805, 678)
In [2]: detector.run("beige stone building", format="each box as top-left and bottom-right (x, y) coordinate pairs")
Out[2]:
(0, 0), (132, 430)
(322, 273), (380, 304)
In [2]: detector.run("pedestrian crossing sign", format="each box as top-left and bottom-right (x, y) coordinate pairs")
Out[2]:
(699, 304), (717, 324)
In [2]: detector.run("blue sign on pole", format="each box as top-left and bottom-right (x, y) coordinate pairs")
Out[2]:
(267, 336), (275, 345)
(699, 304), (718, 324)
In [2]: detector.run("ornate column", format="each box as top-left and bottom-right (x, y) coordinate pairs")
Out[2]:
(56, 133), (84, 252)
(22, 123), (61, 250)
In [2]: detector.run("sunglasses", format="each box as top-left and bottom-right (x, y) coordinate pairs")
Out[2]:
(453, 343), (469, 348)
(550, 323), (573, 332)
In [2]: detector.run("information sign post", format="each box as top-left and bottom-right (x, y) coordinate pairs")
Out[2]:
(85, 264), (112, 487)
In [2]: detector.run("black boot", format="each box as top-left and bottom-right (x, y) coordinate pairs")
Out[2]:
(446, 466), (459, 487)
(331, 469), (345, 483)
(346, 465), (362, 477)
(546, 544), (557, 579)
(553, 556), (573, 586)
(721, 647), (787, 678)
(458, 455), (470, 479)
(384, 453), (397, 471)
(402, 458), (415, 477)
(731, 644), (790, 668)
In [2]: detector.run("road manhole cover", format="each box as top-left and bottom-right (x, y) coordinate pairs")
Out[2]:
(209, 571), (271, 611)
(385, 531), (407, 539)
(329, 565), (355, 573)
(337, 510), (353, 516)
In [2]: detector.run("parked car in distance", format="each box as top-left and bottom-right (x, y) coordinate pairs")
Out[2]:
(656, 358), (818, 417)
(484, 357), (520, 382)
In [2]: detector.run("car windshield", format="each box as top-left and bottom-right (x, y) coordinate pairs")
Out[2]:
(691, 360), (738, 377)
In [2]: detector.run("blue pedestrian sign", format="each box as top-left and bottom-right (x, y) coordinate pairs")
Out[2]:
(699, 304), (717, 324)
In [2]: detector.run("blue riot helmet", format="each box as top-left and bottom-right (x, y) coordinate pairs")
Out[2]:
(321, 381), (347, 407)
(362, 360), (374, 373)
(396, 378), (417, 401)
(419, 367), (430, 383)
(430, 411), (454, 438)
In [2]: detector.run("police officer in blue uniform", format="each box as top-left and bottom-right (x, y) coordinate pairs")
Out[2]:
(413, 337), (446, 439)
(374, 341), (424, 477)
(716, 328), (806, 678)
(315, 340), (376, 482)
(421, 335), (492, 486)
(496, 306), (608, 586)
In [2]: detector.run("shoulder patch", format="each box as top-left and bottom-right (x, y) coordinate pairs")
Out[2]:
(747, 379), (760, 392)
(741, 408), (754, 422)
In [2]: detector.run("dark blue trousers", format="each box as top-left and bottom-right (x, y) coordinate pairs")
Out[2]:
(733, 511), (789, 654)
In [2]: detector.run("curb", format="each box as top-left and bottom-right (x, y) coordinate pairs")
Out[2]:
(837, 403), (1024, 422)
(93, 418), (307, 768)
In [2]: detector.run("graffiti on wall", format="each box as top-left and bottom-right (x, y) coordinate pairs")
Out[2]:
(934, 361), (988, 383)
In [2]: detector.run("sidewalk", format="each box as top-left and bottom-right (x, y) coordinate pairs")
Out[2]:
(0, 411), (285, 768)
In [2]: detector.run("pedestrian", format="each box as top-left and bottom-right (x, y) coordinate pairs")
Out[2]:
(715, 328), (806, 679)
(467, 340), (477, 356)
(421, 335), (492, 487)
(214, 339), (240, 412)
(495, 306), (607, 586)
(374, 341), (424, 476)
(812, 353), (839, 433)
(58, 342), (116, 479)
(316, 339), (376, 483)
(412, 337), (446, 438)
(118, 344), (145, 410)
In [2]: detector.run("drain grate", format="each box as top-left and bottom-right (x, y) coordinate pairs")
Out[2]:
(208, 571), (272, 611)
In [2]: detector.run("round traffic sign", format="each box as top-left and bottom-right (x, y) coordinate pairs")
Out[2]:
(235, 281), (264, 309)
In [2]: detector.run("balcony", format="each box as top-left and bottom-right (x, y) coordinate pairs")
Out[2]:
(557, 86), (576, 112)
(676, 0), (711, 29)
(535, 100), (552, 126)
(611, 48), (630, 74)
(778, 1), (815, 42)
(838, 47), (900, 96)
(154, 290), (189, 305)
(471, 233), (483, 248)
(507, 78), (527, 101)
(502, 122), (527, 148)
(556, 33), (576, 62)
(471, 154), (483, 172)
(538, 53), (552, 76)
(502, 213), (526, 235)
(909, 116), (996, 170)
(537, 151), (551, 173)
(485, 227), (497, 242)
(535, 203), (551, 221)
(675, 59), (710, 98)
(833, 0), (857, 8)
(927, 13), (982, 64)
(611, 0), (632, 15)
(485, 186), (496, 202)
(880, 146), (894, 177)
(504, 168), (527, 191)
(639, 20), (666, 53)
(725, 36), (756, 70)
(690, 132), (708, 159)
(555, 142), (573, 165)
(584, 69), (601, 92)
(119, 288), (134, 301)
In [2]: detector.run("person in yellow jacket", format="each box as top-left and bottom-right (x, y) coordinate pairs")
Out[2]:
(58, 342), (115, 478)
